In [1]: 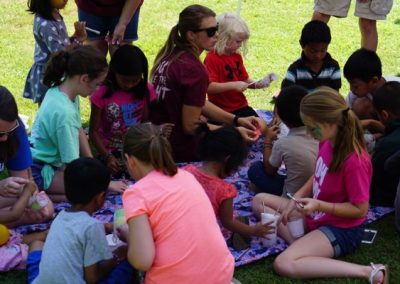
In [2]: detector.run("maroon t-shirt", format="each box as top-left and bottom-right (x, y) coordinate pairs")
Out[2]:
(75, 0), (143, 17)
(150, 50), (209, 162)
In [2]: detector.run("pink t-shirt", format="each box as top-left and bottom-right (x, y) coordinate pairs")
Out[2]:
(183, 164), (237, 216)
(90, 84), (155, 152)
(306, 141), (372, 230)
(122, 169), (234, 284)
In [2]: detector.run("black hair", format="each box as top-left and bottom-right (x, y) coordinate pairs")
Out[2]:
(103, 45), (149, 101)
(372, 81), (400, 116)
(27, 0), (55, 20)
(344, 48), (382, 82)
(64, 157), (110, 205)
(276, 85), (308, 127)
(196, 124), (248, 175)
(300, 20), (331, 46)
(0, 86), (19, 163)
(43, 45), (108, 87)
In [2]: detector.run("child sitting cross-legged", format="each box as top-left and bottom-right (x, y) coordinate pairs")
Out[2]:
(248, 85), (318, 196)
(27, 157), (138, 284)
(184, 124), (274, 249)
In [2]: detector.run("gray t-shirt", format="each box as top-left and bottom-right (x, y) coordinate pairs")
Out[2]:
(269, 126), (318, 195)
(32, 210), (112, 284)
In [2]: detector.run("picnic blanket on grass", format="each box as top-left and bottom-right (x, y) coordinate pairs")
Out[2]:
(7, 110), (395, 270)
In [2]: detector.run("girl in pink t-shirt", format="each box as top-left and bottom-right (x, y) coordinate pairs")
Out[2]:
(121, 123), (234, 284)
(183, 125), (273, 249)
(252, 87), (388, 283)
(90, 45), (155, 178)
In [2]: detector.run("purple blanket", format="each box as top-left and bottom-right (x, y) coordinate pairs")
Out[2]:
(13, 110), (395, 267)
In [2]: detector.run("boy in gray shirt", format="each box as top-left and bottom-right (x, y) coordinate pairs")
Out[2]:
(248, 85), (318, 196)
(27, 158), (137, 284)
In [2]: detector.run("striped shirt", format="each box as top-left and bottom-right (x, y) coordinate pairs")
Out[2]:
(281, 52), (341, 91)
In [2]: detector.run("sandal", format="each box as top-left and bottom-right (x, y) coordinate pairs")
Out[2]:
(369, 263), (389, 284)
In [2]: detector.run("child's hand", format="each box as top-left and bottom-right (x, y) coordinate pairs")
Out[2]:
(264, 125), (280, 141)
(237, 126), (258, 144)
(0, 177), (29, 197)
(24, 181), (38, 196)
(251, 221), (275, 237)
(73, 21), (87, 42)
(232, 81), (249, 92)
(108, 180), (129, 194)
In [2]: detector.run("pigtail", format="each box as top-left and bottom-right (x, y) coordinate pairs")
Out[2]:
(43, 50), (69, 87)
(331, 108), (366, 172)
(148, 131), (177, 176)
(124, 123), (177, 177)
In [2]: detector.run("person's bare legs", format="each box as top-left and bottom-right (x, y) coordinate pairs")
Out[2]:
(46, 170), (67, 203)
(273, 229), (385, 282)
(312, 11), (331, 23)
(252, 193), (296, 243)
(359, 18), (378, 51)
(23, 230), (48, 245)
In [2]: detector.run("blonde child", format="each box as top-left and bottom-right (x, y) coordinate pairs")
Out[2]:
(121, 123), (234, 284)
(89, 45), (155, 178)
(204, 12), (275, 117)
(23, 0), (87, 104)
(183, 124), (273, 250)
(252, 87), (387, 283)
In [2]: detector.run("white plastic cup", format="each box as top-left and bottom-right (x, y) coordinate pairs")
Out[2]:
(287, 216), (304, 238)
(261, 212), (279, 246)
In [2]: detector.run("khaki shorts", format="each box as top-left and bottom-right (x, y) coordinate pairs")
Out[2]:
(314, 0), (393, 20)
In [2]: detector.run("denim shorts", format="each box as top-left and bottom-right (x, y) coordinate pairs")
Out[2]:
(78, 8), (140, 41)
(319, 224), (364, 257)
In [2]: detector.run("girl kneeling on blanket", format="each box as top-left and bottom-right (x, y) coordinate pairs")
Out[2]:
(252, 87), (388, 284)
(183, 124), (273, 249)
(121, 123), (235, 284)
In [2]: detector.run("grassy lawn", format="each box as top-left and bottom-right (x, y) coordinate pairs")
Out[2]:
(0, 0), (399, 283)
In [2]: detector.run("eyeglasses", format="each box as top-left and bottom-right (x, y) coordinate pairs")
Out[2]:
(0, 120), (19, 137)
(192, 25), (218, 37)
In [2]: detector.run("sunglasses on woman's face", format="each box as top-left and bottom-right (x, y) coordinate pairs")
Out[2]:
(193, 25), (218, 37)
(0, 120), (19, 138)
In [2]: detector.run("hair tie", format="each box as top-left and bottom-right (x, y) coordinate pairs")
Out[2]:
(342, 107), (350, 115)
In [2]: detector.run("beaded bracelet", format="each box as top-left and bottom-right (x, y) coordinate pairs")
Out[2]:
(70, 36), (82, 46)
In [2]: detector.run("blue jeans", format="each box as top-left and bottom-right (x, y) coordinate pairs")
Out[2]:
(247, 161), (286, 196)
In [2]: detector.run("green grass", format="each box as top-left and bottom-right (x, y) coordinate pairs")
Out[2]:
(0, 0), (399, 283)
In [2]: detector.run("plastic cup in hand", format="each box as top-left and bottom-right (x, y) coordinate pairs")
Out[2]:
(261, 212), (279, 246)
(287, 216), (304, 239)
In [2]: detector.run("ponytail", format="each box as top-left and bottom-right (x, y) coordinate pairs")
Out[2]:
(196, 123), (248, 175)
(124, 123), (177, 176)
(300, 87), (366, 172)
(150, 5), (216, 79)
(43, 46), (108, 88)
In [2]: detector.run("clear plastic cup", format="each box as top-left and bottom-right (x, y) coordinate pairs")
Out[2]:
(261, 212), (279, 246)
(287, 216), (304, 238)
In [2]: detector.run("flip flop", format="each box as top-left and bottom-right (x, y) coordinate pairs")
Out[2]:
(369, 262), (389, 284)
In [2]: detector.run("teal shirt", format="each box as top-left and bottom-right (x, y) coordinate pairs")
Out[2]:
(30, 87), (81, 188)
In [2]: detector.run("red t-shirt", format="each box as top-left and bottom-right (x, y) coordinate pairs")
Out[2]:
(150, 50), (209, 162)
(204, 51), (249, 112)
(306, 141), (372, 230)
(75, 0), (143, 17)
(183, 165), (237, 216)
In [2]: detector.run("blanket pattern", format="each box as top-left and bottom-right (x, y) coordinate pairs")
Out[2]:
(12, 110), (395, 268)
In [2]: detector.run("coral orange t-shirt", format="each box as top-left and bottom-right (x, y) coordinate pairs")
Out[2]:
(122, 169), (234, 284)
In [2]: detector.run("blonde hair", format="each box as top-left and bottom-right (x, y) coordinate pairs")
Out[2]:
(214, 13), (250, 56)
(123, 123), (177, 176)
(300, 87), (366, 172)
